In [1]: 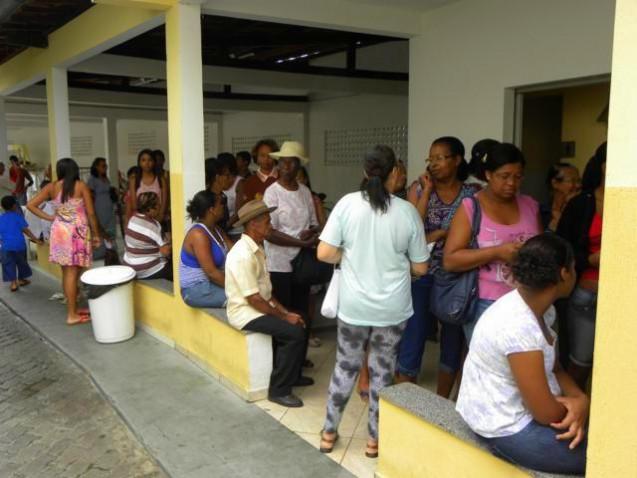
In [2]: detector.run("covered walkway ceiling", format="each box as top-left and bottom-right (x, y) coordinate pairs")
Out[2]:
(0, 0), (93, 64)
(0, 2), (407, 102)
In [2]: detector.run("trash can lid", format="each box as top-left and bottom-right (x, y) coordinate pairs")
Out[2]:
(81, 266), (136, 286)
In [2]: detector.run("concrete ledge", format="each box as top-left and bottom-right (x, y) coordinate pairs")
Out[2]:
(133, 280), (272, 402)
(137, 277), (174, 295)
(378, 384), (578, 478)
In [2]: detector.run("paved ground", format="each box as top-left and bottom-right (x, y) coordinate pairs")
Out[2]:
(0, 303), (166, 478)
(0, 270), (350, 478)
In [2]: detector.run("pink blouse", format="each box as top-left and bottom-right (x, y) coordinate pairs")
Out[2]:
(136, 176), (161, 200)
(463, 194), (540, 301)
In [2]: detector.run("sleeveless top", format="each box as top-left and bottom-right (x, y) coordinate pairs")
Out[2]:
(179, 223), (228, 289)
(581, 212), (602, 281)
(462, 194), (540, 301)
(137, 176), (161, 199)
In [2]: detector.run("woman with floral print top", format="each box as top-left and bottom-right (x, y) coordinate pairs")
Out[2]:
(396, 136), (480, 398)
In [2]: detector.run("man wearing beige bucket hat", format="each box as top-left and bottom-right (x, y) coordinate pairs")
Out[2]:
(225, 199), (309, 408)
(263, 141), (320, 379)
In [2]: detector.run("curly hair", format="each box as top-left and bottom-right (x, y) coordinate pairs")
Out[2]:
(512, 233), (574, 290)
(136, 192), (159, 214)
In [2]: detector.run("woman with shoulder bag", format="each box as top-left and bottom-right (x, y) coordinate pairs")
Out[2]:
(396, 136), (481, 397)
(444, 143), (542, 344)
(317, 145), (429, 458)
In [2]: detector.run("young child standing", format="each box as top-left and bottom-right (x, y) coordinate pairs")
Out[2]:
(0, 195), (41, 292)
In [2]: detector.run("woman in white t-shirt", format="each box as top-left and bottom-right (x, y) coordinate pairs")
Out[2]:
(457, 233), (588, 475)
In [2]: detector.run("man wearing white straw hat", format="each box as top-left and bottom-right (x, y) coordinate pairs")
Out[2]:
(263, 141), (320, 380)
(225, 199), (308, 408)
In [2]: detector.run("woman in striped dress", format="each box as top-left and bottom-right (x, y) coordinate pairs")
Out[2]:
(123, 192), (172, 280)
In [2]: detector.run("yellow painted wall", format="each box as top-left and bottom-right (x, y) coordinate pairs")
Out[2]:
(587, 2), (637, 475)
(377, 399), (532, 478)
(36, 243), (61, 280)
(133, 282), (254, 397)
(561, 82), (609, 171)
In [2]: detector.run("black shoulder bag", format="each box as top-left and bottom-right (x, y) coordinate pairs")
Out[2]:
(429, 196), (482, 325)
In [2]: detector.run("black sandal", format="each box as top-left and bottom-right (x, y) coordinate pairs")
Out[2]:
(319, 430), (339, 453)
(365, 441), (379, 459)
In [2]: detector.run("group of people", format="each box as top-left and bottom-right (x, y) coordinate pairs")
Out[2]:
(1, 132), (605, 474)
(314, 138), (603, 474)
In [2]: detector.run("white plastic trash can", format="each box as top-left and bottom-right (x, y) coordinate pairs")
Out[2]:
(81, 266), (136, 344)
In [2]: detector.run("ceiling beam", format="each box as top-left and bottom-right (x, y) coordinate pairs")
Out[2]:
(92, 0), (176, 10)
(0, 4), (164, 95)
(2, 30), (48, 49)
(201, 0), (422, 38)
(72, 53), (408, 95)
(8, 84), (308, 114)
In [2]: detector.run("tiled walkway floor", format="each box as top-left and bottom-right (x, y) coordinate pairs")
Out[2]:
(254, 328), (441, 478)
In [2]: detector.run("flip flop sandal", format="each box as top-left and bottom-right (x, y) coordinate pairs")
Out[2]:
(365, 442), (379, 459)
(319, 430), (339, 453)
(68, 315), (91, 326)
(77, 308), (90, 316)
(18, 280), (31, 286)
(10, 285), (18, 292)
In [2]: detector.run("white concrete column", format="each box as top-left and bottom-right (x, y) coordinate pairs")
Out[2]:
(103, 116), (120, 184)
(46, 67), (71, 173)
(0, 97), (8, 165)
(165, 2), (205, 285)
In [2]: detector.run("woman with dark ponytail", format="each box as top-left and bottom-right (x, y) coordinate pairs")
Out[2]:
(316, 145), (430, 458)
(27, 158), (101, 325)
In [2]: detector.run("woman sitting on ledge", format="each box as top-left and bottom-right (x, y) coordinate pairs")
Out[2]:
(180, 190), (233, 308)
(123, 192), (172, 281)
(456, 233), (588, 475)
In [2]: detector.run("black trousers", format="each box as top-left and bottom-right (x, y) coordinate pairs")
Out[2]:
(243, 315), (305, 397)
(270, 272), (311, 373)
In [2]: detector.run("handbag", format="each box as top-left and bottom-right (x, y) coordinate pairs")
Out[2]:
(291, 247), (333, 286)
(429, 196), (481, 325)
(320, 267), (340, 319)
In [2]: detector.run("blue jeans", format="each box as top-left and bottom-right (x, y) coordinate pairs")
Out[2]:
(1, 250), (32, 282)
(181, 280), (227, 308)
(480, 420), (587, 475)
(567, 286), (597, 367)
(463, 298), (495, 346)
(397, 276), (465, 377)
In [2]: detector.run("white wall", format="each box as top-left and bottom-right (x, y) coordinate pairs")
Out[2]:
(308, 93), (408, 203)
(408, 0), (615, 181)
(110, 118), (219, 173)
(221, 111), (305, 153)
(8, 118), (106, 169)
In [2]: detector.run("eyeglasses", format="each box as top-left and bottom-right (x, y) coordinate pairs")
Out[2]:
(427, 154), (455, 163)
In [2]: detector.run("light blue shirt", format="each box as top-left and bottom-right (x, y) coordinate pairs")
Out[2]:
(320, 192), (429, 326)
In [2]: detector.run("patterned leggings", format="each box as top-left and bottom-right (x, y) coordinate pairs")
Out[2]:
(323, 319), (407, 441)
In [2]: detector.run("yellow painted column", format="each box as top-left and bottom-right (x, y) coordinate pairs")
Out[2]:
(0, 97), (8, 165)
(587, 1), (637, 476)
(46, 67), (71, 178)
(165, 2), (205, 288)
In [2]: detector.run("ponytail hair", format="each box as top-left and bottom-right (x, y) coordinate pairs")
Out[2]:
(360, 145), (396, 213)
(56, 158), (80, 203)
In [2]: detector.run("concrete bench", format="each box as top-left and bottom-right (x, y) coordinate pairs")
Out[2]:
(133, 279), (272, 401)
(378, 383), (581, 478)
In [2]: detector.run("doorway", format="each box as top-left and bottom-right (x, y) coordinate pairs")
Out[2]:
(513, 79), (610, 202)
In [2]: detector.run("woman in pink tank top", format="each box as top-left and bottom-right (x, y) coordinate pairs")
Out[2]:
(129, 149), (167, 226)
(444, 143), (542, 343)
